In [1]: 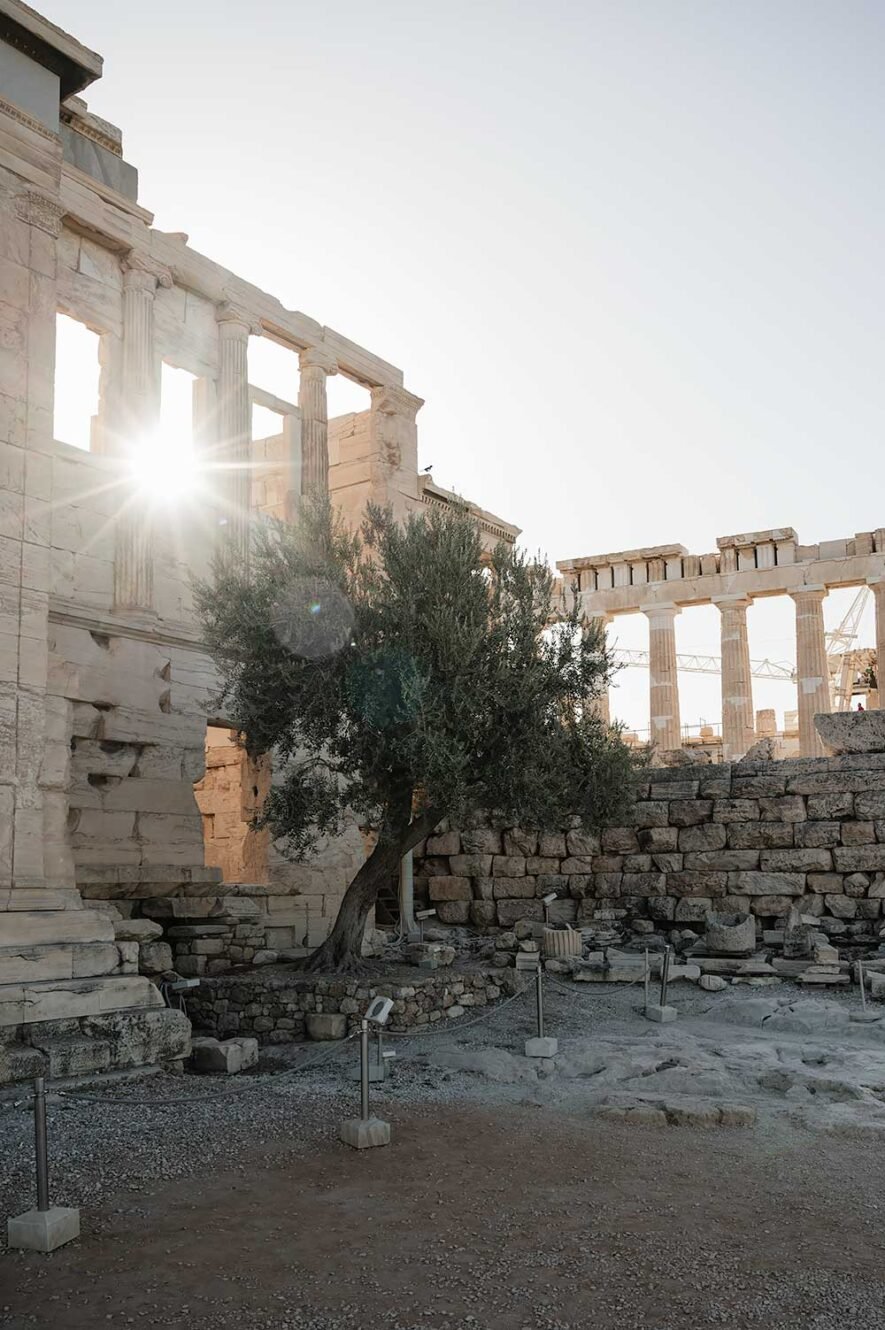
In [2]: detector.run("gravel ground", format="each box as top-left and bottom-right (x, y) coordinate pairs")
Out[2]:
(2, 980), (885, 1329)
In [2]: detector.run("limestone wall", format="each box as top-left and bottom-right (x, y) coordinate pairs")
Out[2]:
(414, 753), (885, 939)
(188, 967), (518, 1044)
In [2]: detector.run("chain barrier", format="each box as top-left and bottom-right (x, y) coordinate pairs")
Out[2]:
(49, 981), (534, 1111)
(55, 1031), (359, 1109)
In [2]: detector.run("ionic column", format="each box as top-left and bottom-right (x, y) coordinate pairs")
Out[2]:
(586, 611), (613, 724)
(790, 587), (830, 756)
(643, 604), (682, 750)
(216, 302), (256, 563)
(870, 578), (885, 709)
(715, 595), (755, 759)
(298, 346), (337, 498)
(114, 254), (171, 611)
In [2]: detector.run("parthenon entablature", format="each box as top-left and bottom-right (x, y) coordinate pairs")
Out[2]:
(558, 527), (885, 612)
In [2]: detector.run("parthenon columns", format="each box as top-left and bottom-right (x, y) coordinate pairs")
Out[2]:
(790, 587), (830, 756)
(715, 595), (755, 759)
(870, 578), (885, 709)
(643, 604), (681, 750)
(216, 302), (256, 564)
(113, 254), (170, 611)
(298, 346), (337, 498)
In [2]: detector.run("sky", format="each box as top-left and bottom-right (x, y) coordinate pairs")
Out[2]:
(51, 0), (885, 733)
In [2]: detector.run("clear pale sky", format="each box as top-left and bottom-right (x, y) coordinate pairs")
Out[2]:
(52, 0), (884, 733)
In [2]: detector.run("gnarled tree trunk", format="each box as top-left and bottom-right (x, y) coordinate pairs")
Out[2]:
(303, 804), (441, 973)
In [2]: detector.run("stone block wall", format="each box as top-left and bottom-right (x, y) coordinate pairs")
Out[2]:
(188, 968), (517, 1044)
(414, 753), (885, 938)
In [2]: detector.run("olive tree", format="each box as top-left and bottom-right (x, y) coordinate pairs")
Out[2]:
(195, 500), (638, 971)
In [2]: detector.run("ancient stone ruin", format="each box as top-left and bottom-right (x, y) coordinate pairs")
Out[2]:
(1, 2), (884, 1085)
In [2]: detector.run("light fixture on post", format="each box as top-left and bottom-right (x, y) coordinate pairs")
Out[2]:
(339, 998), (394, 1149)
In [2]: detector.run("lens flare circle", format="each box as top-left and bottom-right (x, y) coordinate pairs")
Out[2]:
(271, 577), (354, 660)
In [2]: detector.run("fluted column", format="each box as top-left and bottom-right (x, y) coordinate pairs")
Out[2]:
(715, 595), (755, 759)
(298, 346), (337, 498)
(114, 254), (170, 611)
(216, 302), (256, 564)
(643, 604), (681, 750)
(791, 587), (830, 756)
(586, 611), (613, 724)
(870, 578), (885, 709)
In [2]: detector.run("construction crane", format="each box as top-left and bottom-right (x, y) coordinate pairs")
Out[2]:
(612, 649), (795, 681)
(612, 587), (874, 704)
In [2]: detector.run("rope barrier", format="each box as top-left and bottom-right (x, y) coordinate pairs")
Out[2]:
(51, 982), (533, 1110)
(56, 1031), (359, 1109)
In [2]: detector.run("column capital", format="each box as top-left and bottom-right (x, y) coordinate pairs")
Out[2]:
(299, 345), (338, 375)
(216, 299), (259, 337)
(123, 251), (173, 292)
(640, 602), (680, 620)
(370, 383), (424, 420)
(14, 189), (64, 236)
(789, 584), (827, 603)
(713, 594), (752, 612)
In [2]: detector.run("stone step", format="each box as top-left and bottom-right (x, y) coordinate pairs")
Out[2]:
(0, 942), (124, 986)
(0, 975), (163, 1028)
(0, 910), (114, 948)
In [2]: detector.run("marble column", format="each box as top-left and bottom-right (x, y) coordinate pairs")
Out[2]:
(298, 346), (337, 498)
(870, 578), (885, 709)
(216, 303), (256, 564)
(113, 254), (170, 611)
(586, 611), (613, 724)
(715, 595), (755, 759)
(790, 587), (831, 756)
(643, 604), (682, 751)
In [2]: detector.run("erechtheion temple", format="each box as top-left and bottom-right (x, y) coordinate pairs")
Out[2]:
(0, 2), (883, 1084)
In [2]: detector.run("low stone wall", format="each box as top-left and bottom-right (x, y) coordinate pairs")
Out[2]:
(414, 752), (885, 939)
(187, 967), (518, 1043)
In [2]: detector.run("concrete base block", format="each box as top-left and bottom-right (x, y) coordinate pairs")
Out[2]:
(8, 1206), (80, 1252)
(850, 1010), (883, 1024)
(644, 1004), (678, 1024)
(339, 1116), (391, 1149)
(524, 1036), (558, 1058)
(417, 957), (439, 970)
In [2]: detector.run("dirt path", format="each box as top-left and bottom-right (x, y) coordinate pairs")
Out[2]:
(3, 1099), (884, 1330)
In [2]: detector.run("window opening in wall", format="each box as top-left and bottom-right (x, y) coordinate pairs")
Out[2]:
(193, 725), (271, 885)
(54, 313), (101, 451)
(326, 374), (371, 417)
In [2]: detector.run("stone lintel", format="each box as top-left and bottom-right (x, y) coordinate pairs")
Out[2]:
(717, 528), (797, 549)
(558, 543), (688, 572)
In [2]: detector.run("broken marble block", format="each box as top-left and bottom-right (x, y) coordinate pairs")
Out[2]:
(191, 1036), (259, 1074)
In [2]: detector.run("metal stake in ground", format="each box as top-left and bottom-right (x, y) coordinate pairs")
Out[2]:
(644, 948), (650, 1013)
(7, 1077), (80, 1252)
(525, 963), (558, 1058)
(859, 958), (867, 1011)
(644, 945), (678, 1025)
(340, 999), (393, 1149)
(660, 945), (671, 1007)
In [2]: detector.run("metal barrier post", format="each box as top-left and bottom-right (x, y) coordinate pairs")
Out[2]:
(644, 944), (677, 1024)
(34, 1076), (49, 1212)
(659, 945), (672, 1007)
(7, 1078), (80, 1251)
(360, 1018), (370, 1121)
(525, 963), (557, 1058)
